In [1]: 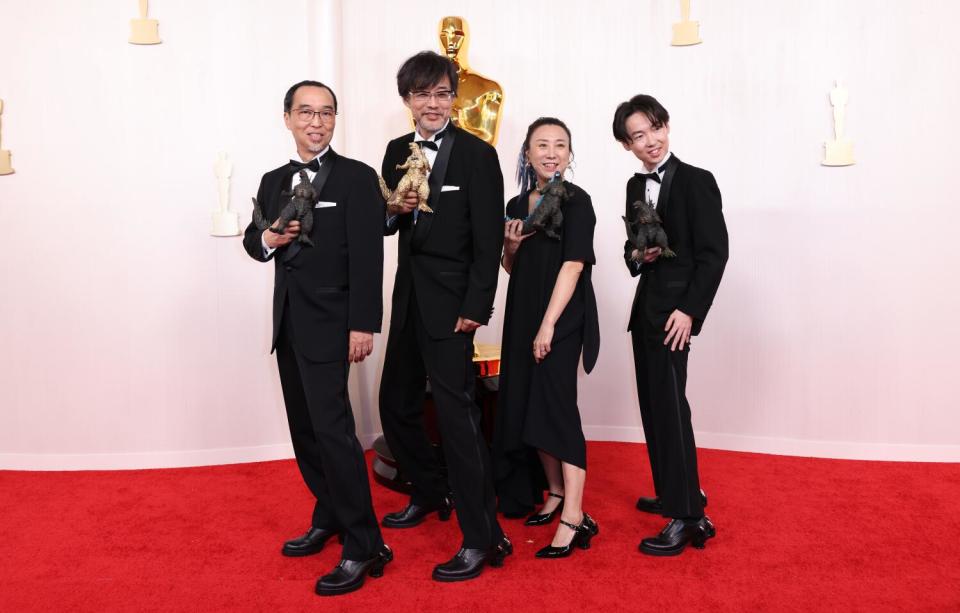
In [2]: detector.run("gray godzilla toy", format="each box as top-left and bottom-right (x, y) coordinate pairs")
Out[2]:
(623, 198), (676, 260)
(251, 170), (317, 247)
(522, 172), (572, 239)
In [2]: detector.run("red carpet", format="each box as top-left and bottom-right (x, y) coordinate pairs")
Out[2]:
(1, 442), (958, 612)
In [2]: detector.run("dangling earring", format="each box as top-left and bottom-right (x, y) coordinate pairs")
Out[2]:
(564, 154), (576, 180)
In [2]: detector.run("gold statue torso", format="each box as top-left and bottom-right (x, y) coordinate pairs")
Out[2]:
(452, 68), (503, 145)
(440, 17), (503, 146)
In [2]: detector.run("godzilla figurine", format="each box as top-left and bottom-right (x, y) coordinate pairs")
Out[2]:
(378, 142), (433, 214)
(623, 197), (676, 261)
(521, 172), (571, 240)
(251, 169), (317, 247)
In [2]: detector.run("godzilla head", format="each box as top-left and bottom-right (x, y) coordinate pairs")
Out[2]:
(632, 200), (663, 224)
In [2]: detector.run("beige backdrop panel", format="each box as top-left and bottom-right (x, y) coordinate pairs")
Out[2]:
(1, 0), (958, 468)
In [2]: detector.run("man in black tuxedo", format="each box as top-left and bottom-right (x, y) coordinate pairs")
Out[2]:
(378, 51), (510, 582)
(243, 80), (391, 596)
(613, 94), (728, 556)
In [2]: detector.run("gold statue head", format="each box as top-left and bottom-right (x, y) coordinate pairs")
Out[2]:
(439, 16), (467, 61)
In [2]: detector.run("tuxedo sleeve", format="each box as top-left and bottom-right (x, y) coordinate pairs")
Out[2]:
(346, 165), (385, 333)
(460, 144), (505, 324)
(243, 173), (275, 262)
(678, 170), (728, 321)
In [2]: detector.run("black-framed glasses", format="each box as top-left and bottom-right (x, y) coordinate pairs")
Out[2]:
(409, 90), (455, 104)
(294, 108), (337, 124)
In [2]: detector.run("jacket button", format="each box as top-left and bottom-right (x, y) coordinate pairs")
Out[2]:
(285, 266), (292, 272)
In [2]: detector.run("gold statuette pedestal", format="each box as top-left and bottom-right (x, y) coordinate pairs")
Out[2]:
(0, 150), (13, 176)
(129, 0), (161, 45)
(822, 140), (854, 167)
(671, 20), (702, 46)
(210, 211), (240, 236)
(129, 19), (161, 45)
(0, 99), (13, 175)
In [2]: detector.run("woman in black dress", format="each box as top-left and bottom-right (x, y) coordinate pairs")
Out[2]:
(493, 118), (600, 558)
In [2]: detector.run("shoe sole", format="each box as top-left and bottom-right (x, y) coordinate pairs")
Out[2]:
(282, 534), (344, 556)
(316, 578), (365, 596)
(382, 510), (451, 529)
(316, 554), (391, 596)
(432, 569), (484, 582)
(639, 529), (715, 557)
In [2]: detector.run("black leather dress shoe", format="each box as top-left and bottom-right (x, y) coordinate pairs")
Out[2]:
(382, 496), (452, 528)
(535, 513), (599, 558)
(524, 492), (565, 526)
(315, 544), (393, 596)
(281, 527), (343, 557)
(635, 489), (708, 514)
(638, 516), (715, 556)
(432, 536), (513, 582)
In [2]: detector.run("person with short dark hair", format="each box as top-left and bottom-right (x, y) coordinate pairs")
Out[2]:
(378, 50), (510, 582)
(613, 94), (728, 556)
(243, 80), (390, 595)
(493, 117), (600, 558)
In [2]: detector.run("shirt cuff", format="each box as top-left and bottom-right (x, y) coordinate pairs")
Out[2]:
(261, 232), (276, 258)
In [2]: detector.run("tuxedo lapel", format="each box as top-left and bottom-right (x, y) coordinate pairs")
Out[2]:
(311, 148), (337, 195)
(655, 154), (680, 218)
(411, 127), (457, 250)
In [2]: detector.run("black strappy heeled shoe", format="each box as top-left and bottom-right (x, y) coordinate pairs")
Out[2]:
(534, 513), (599, 558)
(524, 492), (565, 526)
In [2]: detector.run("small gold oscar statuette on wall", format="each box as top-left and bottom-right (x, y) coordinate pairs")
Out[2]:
(211, 152), (240, 236)
(0, 99), (14, 176)
(822, 79), (855, 167)
(129, 0), (161, 45)
(671, 0), (702, 46)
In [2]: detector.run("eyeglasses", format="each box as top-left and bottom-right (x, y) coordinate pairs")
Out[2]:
(408, 90), (455, 104)
(293, 108), (337, 124)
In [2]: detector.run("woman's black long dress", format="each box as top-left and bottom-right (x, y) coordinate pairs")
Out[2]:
(493, 182), (600, 516)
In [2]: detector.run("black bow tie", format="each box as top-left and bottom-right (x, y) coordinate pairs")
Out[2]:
(415, 126), (450, 151)
(635, 170), (662, 183)
(289, 154), (325, 173)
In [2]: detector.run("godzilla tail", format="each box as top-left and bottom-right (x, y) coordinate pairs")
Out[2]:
(251, 197), (270, 230)
(377, 176), (392, 202)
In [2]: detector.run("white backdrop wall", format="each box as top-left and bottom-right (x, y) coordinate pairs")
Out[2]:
(1, 0), (958, 469)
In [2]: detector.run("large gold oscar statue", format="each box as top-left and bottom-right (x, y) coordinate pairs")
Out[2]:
(439, 16), (504, 146)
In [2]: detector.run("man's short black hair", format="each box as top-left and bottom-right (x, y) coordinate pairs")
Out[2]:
(283, 80), (338, 113)
(612, 94), (670, 144)
(396, 51), (459, 98)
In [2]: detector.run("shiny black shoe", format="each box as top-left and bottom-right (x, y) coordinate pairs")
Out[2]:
(635, 489), (708, 514)
(638, 516), (715, 556)
(382, 496), (453, 528)
(524, 492), (565, 526)
(281, 527), (343, 557)
(535, 513), (599, 558)
(432, 536), (513, 582)
(315, 544), (393, 596)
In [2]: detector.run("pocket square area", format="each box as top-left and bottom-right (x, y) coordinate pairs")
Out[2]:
(314, 201), (337, 208)
(440, 185), (460, 192)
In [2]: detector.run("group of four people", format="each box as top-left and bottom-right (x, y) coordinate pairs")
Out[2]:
(243, 51), (728, 597)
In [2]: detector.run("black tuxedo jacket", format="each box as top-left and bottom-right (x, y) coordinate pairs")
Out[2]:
(243, 150), (384, 362)
(382, 126), (504, 339)
(623, 154), (728, 336)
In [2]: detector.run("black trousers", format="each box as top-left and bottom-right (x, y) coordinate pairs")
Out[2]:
(379, 290), (503, 550)
(631, 296), (705, 519)
(275, 309), (383, 560)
